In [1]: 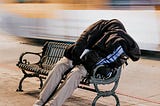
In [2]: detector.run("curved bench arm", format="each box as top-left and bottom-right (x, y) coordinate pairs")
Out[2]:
(17, 51), (43, 65)
(90, 65), (122, 106)
(90, 65), (122, 84)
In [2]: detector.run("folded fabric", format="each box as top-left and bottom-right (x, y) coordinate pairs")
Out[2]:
(96, 45), (124, 65)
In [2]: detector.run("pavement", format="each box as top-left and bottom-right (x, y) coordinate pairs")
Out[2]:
(0, 32), (160, 106)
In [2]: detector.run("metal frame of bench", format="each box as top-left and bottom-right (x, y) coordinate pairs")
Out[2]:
(16, 40), (122, 106)
(90, 65), (121, 106)
(16, 41), (73, 91)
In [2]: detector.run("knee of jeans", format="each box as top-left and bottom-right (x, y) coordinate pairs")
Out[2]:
(47, 63), (66, 77)
(68, 71), (82, 86)
(77, 65), (87, 77)
(56, 58), (73, 68)
(71, 66), (87, 78)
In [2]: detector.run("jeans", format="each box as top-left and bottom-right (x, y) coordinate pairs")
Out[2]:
(33, 57), (87, 106)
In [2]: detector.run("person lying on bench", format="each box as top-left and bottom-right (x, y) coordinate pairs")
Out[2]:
(33, 19), (140, 106)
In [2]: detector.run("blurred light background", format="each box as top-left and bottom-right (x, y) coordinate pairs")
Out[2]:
(0, 0), (160, 51)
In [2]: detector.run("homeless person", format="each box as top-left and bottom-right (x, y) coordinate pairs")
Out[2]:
(33, 19), (141, 106)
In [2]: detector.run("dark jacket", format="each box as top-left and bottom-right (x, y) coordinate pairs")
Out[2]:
(93, 29), (141, 61)
(64, 19), (141, 65)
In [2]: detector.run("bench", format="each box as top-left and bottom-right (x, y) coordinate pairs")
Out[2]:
(16, 40), (122, 106)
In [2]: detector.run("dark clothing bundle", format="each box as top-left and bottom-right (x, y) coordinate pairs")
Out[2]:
(64, 19), (141, 72)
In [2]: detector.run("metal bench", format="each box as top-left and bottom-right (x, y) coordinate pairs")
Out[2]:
(16, 40), (122, 106)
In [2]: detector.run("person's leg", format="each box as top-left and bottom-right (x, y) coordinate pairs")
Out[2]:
(33, 57), (73, 106)
(47, 65), (87, 106)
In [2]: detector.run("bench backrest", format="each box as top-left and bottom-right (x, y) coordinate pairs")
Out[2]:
(41, 41), (74, 70)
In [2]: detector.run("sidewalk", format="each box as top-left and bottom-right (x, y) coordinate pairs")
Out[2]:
(0, 33), (160, 106)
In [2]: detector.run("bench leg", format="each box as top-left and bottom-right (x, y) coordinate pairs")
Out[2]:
(92, 94), (101, 106)
(112, 93), (120, 106)
(91, 92), (120, 106)
(38, 77), (43, 89)
(92, 82), (120, 106)
(16, 75), (44, 92)
(16, 74), (27, 92)
(16, 69), (44, 92)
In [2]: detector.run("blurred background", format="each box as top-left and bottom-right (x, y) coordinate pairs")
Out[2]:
(0, 0), (160, 51)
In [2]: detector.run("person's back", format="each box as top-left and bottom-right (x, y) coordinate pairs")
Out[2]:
(64, 19), (133, 65)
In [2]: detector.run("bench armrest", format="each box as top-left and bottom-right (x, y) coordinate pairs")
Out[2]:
(17, 51), (42, 65)
(90, 65), (122, 84)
